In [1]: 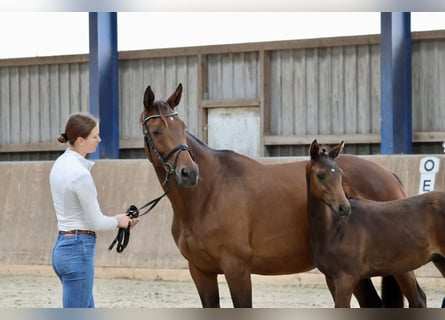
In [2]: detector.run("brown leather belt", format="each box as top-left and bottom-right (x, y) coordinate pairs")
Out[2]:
(59, 230), (96, 237)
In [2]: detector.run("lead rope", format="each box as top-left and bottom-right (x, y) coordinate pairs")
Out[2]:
(108, 191), (168, 253)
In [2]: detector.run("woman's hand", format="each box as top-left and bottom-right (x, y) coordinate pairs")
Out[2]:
(115, 214), (139, 228)
(129, 218), (139, 228)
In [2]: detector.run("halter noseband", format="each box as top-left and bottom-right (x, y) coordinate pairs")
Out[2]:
(142, 111), (193, 185)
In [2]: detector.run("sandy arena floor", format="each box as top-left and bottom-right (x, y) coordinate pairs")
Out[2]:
(0, 273), (444, 308)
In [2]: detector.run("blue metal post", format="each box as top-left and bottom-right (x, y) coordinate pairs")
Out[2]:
(89, 12), (119, 159)
(380, 12), (412, 154)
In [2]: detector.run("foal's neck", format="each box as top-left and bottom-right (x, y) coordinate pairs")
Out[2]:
(307, 189), (339, 244)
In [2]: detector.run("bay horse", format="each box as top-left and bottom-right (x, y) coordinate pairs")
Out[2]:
(305, 139), (435, 308)
(140, 83), (420, 308)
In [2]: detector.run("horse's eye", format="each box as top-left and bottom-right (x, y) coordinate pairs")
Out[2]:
(316, 172), (326, 181)
(151, 130), (162, 137)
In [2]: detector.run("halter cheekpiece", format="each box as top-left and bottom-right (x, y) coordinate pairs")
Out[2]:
(142, 111), (193, 186)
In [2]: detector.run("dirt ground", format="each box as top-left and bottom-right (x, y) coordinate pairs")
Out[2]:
(0, 272), (444, 308)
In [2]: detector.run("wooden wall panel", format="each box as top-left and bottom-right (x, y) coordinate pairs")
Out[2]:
(1, 31), (445, 159)
(207, 52), (259, 100)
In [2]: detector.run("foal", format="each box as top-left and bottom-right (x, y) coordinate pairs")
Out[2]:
(305, 140), (441, 308)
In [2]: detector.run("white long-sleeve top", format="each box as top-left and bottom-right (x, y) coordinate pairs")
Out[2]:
(50, 148), (118, 232)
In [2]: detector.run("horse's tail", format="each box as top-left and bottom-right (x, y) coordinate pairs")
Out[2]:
(381, 276), (404, 308)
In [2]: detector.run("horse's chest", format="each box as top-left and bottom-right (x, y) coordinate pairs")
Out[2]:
(177, 234), (204, 256)
(174, 229), (219, 270)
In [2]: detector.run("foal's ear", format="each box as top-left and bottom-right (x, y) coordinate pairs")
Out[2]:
(309, 139), (320, 160)
(167, 83), (183, 108)
(143, 85), (155, 111)
(328, 141), (345, 159)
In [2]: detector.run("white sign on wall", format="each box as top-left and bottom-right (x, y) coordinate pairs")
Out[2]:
(418, 156), (440, 194)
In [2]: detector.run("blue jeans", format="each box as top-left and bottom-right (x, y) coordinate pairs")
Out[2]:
(52, 232), (96, 308)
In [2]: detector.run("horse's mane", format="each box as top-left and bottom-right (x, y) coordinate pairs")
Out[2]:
(185, 131), (260, 173)
(185, 131), (210, 149)
(185, 131), (240, 155)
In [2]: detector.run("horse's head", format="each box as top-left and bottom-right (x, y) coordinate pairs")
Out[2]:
(141, 83), (199, 187)
(307, 139), (351, 218)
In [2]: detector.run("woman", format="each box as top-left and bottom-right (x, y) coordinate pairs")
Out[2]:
(50, 112), (138, 308)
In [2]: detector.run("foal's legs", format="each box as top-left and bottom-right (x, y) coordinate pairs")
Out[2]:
(394, 273), (427, 308)
(328, 274), (357, 308)
(188, 262), (220, 307)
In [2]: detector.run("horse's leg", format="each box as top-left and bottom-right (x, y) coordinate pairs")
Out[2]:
(394, 272), (427, 308)
(432, 255), (445, 277)
(222, 260), (253, 307)
(432, 256), (445, 308)
(352, 278), (382, 307)
(188, 262), (220, 308)
(381, 275), (404, 307)
(332, 274), (356, 308)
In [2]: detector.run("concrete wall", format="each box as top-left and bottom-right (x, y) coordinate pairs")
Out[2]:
(1, 154), (444, 277)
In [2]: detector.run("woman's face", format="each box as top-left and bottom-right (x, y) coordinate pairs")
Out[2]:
(74, 124), (101, 156)
(84, 124), (101, 154)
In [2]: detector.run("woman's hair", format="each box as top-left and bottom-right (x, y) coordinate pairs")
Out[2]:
(57, 112), (99, 145)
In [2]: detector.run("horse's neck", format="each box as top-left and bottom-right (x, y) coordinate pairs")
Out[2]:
(307, 189), (337, 244)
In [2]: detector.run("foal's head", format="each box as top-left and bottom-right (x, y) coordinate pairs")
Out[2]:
(141, 83), (199, 187)
(307, 139), (351, 217)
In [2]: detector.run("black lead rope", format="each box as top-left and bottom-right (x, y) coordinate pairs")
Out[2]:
(108, 191), (168, 253)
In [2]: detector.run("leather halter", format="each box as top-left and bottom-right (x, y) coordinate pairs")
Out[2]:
(142, 111), (193, 186)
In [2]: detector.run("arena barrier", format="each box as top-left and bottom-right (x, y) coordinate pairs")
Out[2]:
(0, 154), (444, 279)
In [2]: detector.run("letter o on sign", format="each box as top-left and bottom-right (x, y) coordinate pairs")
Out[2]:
(419, 157), (440, 174)
(418, 156), (440, 194)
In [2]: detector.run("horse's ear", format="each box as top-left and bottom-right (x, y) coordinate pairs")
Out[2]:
(309, 139), (320, 160)
(167, 83), (183, 108)
(328, 141), (344, 159)
(143, 85), (155, 111)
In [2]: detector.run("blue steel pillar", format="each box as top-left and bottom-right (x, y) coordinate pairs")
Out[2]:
(89, 12), (119, 159)
(380, 12), (412, 154)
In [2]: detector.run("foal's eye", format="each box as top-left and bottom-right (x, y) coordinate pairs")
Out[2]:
(316, 172), (326, 180)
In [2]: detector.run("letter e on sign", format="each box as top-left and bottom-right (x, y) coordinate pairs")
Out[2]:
(418, 156), (440, 194)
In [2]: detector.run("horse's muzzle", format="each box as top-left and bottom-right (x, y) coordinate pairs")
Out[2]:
(338, 203), (351, 217)
(176, 163), (199, 187)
